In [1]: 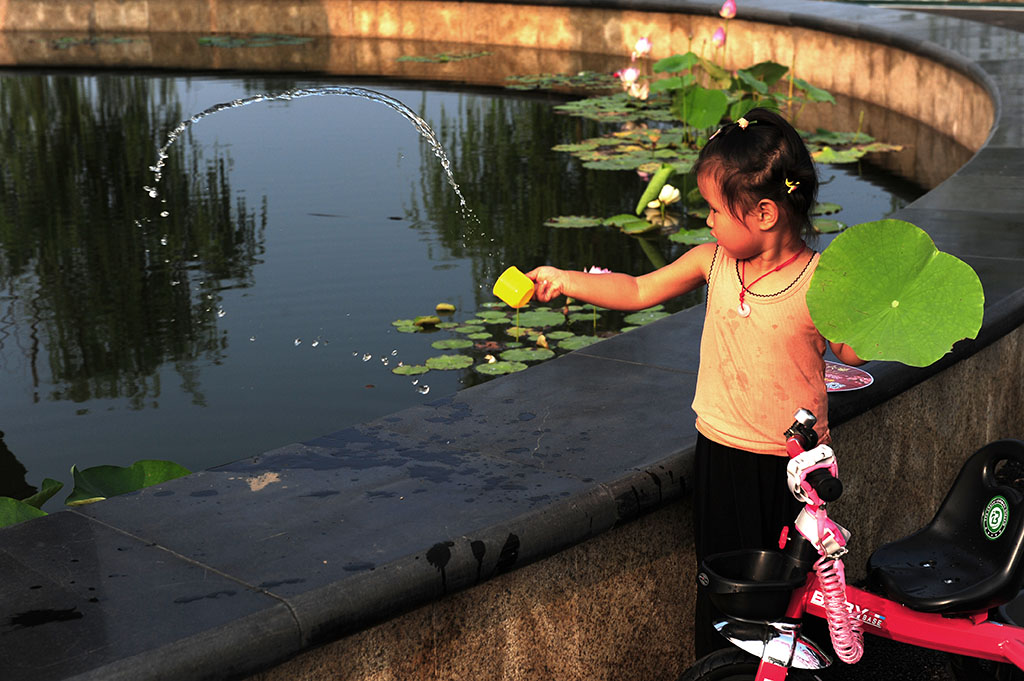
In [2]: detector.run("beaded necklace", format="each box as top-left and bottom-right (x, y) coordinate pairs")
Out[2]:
(735, 248), (813, 318)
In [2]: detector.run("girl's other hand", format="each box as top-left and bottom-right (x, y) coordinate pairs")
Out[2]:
(525, 266), (568, 302)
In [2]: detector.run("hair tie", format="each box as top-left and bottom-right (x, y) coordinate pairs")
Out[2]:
(737, 117), (750, 130)
(785, 179), (800, 194)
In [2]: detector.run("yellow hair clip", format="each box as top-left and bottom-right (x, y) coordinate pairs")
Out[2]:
(736, 117), (750, 130)
(785, 179), (800, 194)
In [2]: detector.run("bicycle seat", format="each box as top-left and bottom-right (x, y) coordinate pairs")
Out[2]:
(867, 439), (1024, 614)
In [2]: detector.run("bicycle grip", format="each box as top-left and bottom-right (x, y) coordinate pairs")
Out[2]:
(806, 468), (843, 502)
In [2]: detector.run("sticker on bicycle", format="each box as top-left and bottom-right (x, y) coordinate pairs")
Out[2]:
(810, 590), (886, 629)
(983, 495), (1009, 540)
(824, 361), (873, 392)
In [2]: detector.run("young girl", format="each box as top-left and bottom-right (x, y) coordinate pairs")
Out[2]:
(526, 107), (862, 657)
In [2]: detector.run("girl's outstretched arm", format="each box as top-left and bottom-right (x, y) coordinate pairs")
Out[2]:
(526, 243), (716, 311)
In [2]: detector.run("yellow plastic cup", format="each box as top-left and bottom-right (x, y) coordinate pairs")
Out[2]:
(492, 266), (535, 308)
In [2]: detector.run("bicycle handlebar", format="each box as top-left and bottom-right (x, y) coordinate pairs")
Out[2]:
(805, 467), (843, 503)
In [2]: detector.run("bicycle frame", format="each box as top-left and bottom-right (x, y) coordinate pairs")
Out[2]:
(738, 532), (1024, 681)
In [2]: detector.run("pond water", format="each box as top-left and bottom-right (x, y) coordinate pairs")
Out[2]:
(0, 69), (928, 504)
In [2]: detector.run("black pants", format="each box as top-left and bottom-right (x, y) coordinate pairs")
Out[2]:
(692, 432), (803, 658)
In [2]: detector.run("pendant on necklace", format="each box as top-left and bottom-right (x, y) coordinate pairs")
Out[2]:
(737, 302), (751, 318)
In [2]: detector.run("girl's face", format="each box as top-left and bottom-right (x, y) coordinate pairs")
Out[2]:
(697, 173), (763, 260)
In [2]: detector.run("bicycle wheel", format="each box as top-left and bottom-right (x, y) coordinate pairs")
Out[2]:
(679, 648), (823, 681)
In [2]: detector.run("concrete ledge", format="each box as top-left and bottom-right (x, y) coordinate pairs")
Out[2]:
(1, 2), (1022, 681)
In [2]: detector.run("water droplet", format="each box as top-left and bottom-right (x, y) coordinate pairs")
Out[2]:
(390, 350), (398, 356)
(412, 379), (419, 385)
(160, 236), (168, 246)
(217, 308), (226, 318)
(294, 338), (302, 346)
(249, 336), (256, 342)
(160, 211), (169, 218)
(381, 358), (389, 366)
(362, 353), (372, 362)
(416, 384), (430, 395)
(311, 340), (320, 348)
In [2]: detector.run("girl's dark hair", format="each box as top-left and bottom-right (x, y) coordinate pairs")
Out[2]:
(693, 107), (818, 240)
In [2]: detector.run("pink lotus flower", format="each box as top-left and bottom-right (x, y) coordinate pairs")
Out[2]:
(632, 36), (652, 61)
(628, 80), (650, 101)
(719, 0), (737, 20)
(618, 67), (640, 85)
(712, 26), (727, 48)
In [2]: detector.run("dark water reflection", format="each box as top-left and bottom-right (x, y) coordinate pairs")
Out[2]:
(0, 70), (928, 499)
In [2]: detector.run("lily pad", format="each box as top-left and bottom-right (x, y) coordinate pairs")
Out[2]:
(624, 309), (672, 325)
(475, 361), (529, 375)
(475, 310), (510, 323)
(545, 331), (576, 340)
(454, 325), (487, 334)
(500, 348), (556, 362)
(66, 460), (191, 506)
(813, 218), (847, 234)
(558, 336), (603, 351)
(806, 219), (984, 367)
(431, 339), (474, 350)
(467, 332), (492, 340)
(516, 309), (566, 327)
(425, 355), (475, 371)
(394, 324), (420, 334)
(392, 364), (430, 375)
(0, 498), (47, 528)
(669, 228), (715, 244)
(544, 215), (605, 229)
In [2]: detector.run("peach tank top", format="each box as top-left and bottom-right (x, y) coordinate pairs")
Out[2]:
(692, 247), (828, 456)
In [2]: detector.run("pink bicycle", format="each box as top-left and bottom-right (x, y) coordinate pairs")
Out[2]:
(682, 409), (1024, 681)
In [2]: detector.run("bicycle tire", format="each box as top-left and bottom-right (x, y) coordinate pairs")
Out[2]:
(679, 648), (823, 681)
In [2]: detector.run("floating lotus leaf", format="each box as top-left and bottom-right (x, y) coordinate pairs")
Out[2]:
(21, 478), (64, 509)
(467, 332), (492, 340)
(394, 324), (420, 334)
(606, 213), (656, 234)
(392, 319), (415, 327)
(413, 315), (441, 327)
(805, 129), (872, 146)
(813, 218), (847, 234)
(425, 355), (475, 370)
(66, 460), (191, 506)
(551, 141), (601, 152)
(437, 322), (459, 329)
(431, 339), (474, 350)
(515, 309), (566, 327)
(624, 309), (672, 325)
(454, 325), (486, 334)
(435, 303), (456, 313)
(545, 331), (576, 340)
(669, 228), (715, 244)
(0, 498), (47, 528)
(806, 219), (984, 367)
(475, 361), (529, 376)
(475, 310), (510, 323)
(558, 336), (603, 351)
(392, 364), (430, 375)
(481, 301), (505, 309)
(812, 143), (902, 164)
(500, 348), (556, 362)
(812, 202), (842, 216)
(544, 215), (604, 229)
(568, 312), (601, 324)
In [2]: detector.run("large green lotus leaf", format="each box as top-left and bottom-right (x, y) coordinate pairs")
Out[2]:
(807, 219), (984, 367)
(66, 460), (191, 506)
(558, 336), (603, 351)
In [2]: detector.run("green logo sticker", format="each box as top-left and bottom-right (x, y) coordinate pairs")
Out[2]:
(983, 496), (1009, 540)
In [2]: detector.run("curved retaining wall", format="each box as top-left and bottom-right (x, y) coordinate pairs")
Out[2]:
(0, 2), (1022, 681)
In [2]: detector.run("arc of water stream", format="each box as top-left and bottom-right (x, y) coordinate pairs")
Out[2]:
(148, 86), (470, 214)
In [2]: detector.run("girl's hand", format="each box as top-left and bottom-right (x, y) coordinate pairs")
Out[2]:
(525, 266), (568, 303)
